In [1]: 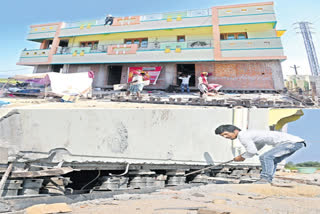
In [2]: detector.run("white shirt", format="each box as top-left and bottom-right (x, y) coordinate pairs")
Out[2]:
(179, 75), (191, 84)
(131, 75), (143, 85)
(237, 130), (304, 158)
(198, 76), (207, 85)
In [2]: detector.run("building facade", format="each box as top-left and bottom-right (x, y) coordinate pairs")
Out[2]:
(17, 1), (286, 91)
(285, 75), (320, 96)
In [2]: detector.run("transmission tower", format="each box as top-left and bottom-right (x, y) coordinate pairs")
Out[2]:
(295, 22), (320, 76)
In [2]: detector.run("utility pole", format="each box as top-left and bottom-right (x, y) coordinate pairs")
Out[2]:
(290, 65), (300, 75)
(295, 22), (320, 76)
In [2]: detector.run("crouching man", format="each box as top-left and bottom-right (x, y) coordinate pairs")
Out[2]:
(215, 125), (306, 184)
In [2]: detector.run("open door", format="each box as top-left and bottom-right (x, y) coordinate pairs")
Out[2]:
(108, 66), (122, 85)
(177, 64), (195, 86)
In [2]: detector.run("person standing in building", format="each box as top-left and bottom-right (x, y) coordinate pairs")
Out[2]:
(198, 72), (222, 97)
(104, 14), (114, 26)
(179, 74), (191, 93)
(214, 125), (306, 184)
(126, 71), (144, 98)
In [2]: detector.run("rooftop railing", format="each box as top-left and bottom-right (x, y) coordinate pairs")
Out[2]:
(64, 8), (212, 28)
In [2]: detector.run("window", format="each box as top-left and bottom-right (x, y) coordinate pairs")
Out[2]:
(227, 34), (235, 40)
(177, 35), (185, 42)
(80, 41), (99, 50)
(141, 39), (148, 48)
(256, 8), (263, 12)
(237, 33), (246, 39)
(124, 38), (148, 48)
(241, 8), (248, 12)
(220, 32), (248, 40)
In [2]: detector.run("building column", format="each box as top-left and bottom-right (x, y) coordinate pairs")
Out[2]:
(47, 23), (63, 63)
(212, 7), (221, 60)
(40, 40), (48, 49)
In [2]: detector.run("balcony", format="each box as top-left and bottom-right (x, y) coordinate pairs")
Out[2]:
(52, 40), (214, 64)
(220, 38), (285, 59)
(17, 49), (51, 65)
(27, 23), (61, 41)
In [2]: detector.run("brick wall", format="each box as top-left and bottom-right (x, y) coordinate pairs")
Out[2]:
(195, 61), (284, 90)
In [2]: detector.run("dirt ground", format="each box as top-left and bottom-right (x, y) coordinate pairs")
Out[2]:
(69, 182), (320, 214)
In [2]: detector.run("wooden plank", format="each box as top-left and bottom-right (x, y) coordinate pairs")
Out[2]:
(10, 167), (74, 178)
(113, 83), (128, 91)
(0, 163), (13, 197)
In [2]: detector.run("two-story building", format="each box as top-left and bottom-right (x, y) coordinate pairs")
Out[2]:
(17, 1), (286, 91)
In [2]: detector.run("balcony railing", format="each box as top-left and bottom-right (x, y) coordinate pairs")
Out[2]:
(55, 40), (213, 54)
(20, 49), (51, 57)
(220, 38), (283, 50)
(64, 8), (212, 28)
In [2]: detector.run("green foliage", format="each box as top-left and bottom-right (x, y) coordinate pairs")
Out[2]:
(285, 161), (320, 169)
(296, 161), (320, 167)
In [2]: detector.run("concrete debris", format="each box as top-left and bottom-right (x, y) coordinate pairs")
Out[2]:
(113, 193), (141, 201)
(105, 91), (312, 108)
(275, 176), (320, 186)
(198, 209), (231, 214)
(191, 193), (205, 197)
(11, 167), (74, 178)
(25, 203), (72, 214)
(248, 196), (269, 200)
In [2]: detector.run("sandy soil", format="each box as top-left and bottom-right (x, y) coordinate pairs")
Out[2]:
(70, 183), (320, 214)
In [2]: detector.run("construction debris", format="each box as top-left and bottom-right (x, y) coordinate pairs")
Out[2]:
(198, 209), (231, 214)
(10, 167), (74, 178)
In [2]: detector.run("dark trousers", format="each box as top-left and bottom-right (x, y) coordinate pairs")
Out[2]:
(104, 18), (114, 25)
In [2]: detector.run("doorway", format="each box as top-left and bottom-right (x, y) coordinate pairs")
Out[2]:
(108, 66), (122, 85)
(52, 64), (64, 73)
(177, 64), (195, 86)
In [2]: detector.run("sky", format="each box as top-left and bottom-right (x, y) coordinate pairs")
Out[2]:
(286, 109), (320, 163)
(0, 0), (320, 78)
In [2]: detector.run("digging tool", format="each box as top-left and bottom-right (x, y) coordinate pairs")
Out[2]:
(185, 159), (234, 176)
(186, 153), (246, 176)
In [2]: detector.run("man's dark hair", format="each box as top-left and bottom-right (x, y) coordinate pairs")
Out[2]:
(215, 125), (241, 135)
